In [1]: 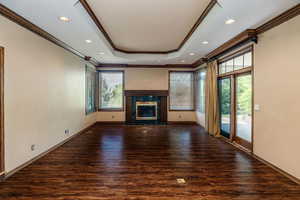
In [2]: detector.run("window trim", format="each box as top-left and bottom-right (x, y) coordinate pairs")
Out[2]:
(85, 65), (97, 115)
(98, 70), (125, 112)
(218, 67), (252, 78)
(218, 45), (253, 76)
(168, 71), (195, 112)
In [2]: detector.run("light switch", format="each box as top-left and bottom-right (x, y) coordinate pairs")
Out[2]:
(254, 104), (260, 111)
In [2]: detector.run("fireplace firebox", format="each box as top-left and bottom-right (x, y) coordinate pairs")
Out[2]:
(136, 101), (157, 120)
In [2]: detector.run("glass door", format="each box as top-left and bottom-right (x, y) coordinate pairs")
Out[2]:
(217, 46), (253, 151)
(235, 73), (252, 149)
(218, 77), (231, 138)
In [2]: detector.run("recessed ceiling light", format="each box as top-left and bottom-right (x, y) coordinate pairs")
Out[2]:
(59, 16), (70, 22)
(202, 41), (209, 45)
(189, 53), (195, 56)
(181, 60), (185, 63)
(99, 52), (105, 55)
(225, 19), (235, 25)
(85, 40), (92, 43)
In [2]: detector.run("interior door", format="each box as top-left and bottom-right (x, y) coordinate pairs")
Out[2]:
(218, 77), (231, 139)
(234, 73), (252, 149)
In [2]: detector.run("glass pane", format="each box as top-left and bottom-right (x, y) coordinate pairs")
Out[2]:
(88, 79), (93, 110)
(236, 74), (252, 142)
(225, 59), (234, 72)
(100, 72), (123, 109)
(244, 52), (252, 68)
(170, 72), (194, 110)
(195, 69), (206, 113)
(86, 66), (96, 114)
(199, 71), (206, 113)
(234, 55), (244, 70)
(219, 63), (226, 74)
(219, 78), (231, 138)
(195, 72), (200, 111)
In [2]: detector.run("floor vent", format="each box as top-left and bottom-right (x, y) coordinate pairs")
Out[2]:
(176, 178), (186, 184)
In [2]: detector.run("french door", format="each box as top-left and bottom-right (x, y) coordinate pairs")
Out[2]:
(218, 77), (232, 139)
(235, 73), (252, 149)
(218, 72), (253, 150)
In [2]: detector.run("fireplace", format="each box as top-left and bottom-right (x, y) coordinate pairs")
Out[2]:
(125, 90), (168, 124)
(136, 101), (157, 120)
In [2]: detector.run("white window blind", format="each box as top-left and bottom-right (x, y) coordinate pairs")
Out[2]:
(169, 72), (194, 110)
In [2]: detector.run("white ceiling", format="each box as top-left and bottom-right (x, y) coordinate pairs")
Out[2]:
(0, 0), (299, 66)
(86, 0), (211, 52)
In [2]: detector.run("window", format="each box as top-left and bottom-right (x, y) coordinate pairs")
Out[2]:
(99, 71), (124, 110)
(169, 71), (194, 111)
(218, 47), (253, 75)
(85, 65), (97, 114)
(195, 68), (206, 113)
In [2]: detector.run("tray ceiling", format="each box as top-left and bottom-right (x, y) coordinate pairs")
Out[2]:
(0, 0), (299, 65)
(83, 0), (213, 53)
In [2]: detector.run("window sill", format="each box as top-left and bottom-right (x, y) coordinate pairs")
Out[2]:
(169, 109), (195, 112)
(86, 110), (97, 115)
(98, 108), (124, 112)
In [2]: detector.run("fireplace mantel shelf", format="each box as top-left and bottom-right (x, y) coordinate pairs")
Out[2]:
(124, 90), (169, 97)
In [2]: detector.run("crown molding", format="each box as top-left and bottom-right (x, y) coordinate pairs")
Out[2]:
(191, 3), (300, 68)
(79, 0), (217, 54)
(1, 2), (299, 68)
(97, 63), (194, 69)
(191, 29), (256, 68)
(256, 4), (300, 34)
(206, 29), (257, 59)
(0, 3), (99, 66)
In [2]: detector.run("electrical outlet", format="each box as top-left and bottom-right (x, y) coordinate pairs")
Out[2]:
(178, 115), (182, 119)
(31, 144), (35, 151)
(65, 129), (69, 135)
(112, 115), (115, 119)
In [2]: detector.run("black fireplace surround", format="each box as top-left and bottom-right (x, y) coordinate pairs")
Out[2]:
(125, 90), (168, 125)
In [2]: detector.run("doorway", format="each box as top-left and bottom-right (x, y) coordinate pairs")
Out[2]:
(217, 46), (253, 150)
(0, 47), (4, 175)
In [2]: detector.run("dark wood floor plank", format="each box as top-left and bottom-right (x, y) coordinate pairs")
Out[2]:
(0, 124), (299, 199)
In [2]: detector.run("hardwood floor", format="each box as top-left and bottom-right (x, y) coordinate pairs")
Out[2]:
(0, 124), (299, 199)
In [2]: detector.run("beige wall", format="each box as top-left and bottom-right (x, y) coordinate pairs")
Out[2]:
(168, 111), (196, 122)
(0, 15), (97, 173)
(97, 68), (196, 122)
(254, 15), (300, 179)
(195, 112), (205, 127)
(125, 68), (169, 90)
(97, 111), (125, 122)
